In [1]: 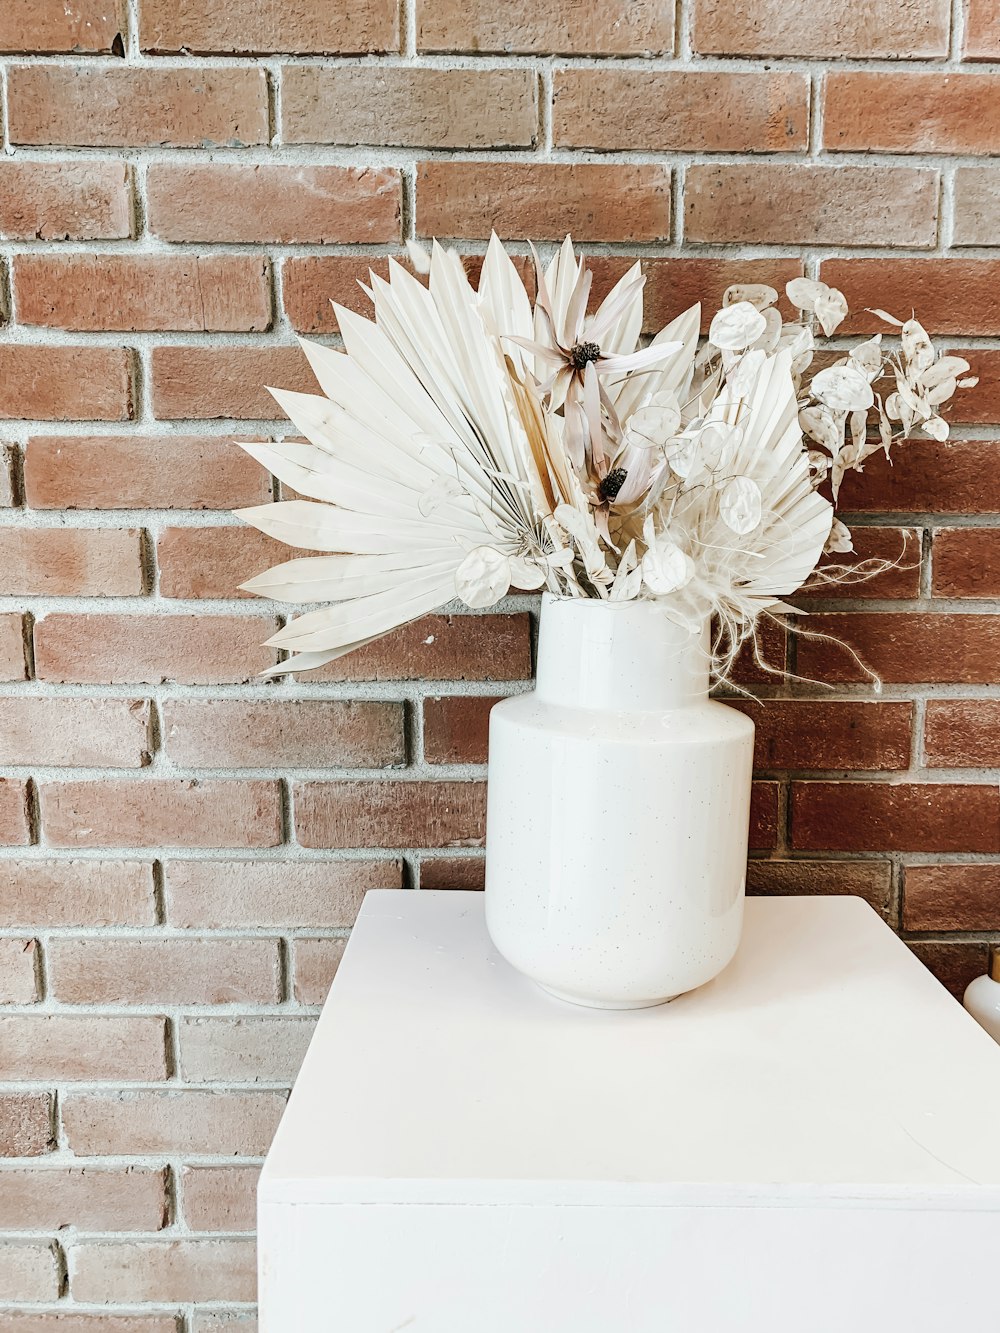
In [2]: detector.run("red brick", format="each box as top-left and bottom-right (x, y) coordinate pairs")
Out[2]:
(25, 435), (272, 510)
(62, 1090), (285, 1156)
(750, 782), (780, 850)
(0, 697), (150, 767)
(796, 527), (921, 600)
(791, 782), (1000, 852)
(164, 859), (401, 927)
(178, 1016), (315, 1082)
(283, 67), (537, 148)
(147, 165), (401, 244)
(420, 857), (486, 890)
(7, 65), (267, 148)
(69, 1239), (256, 1304)
(291, 939), (347, 1004)
(908, 941), (989, 1000)
(944, 349), (1000, 423)
(746, 859), (893, 917)
(0, 940), (39, 1004)
(0, 614), (26, 682)
(553, 70), (807, 151)
(685, 165), (938, 247)
(795, 613), (1000, 685)
(729, 700), (913, 771)
(0, 1167), (167, 1231)
(157, 525), (288, 598)
(163, 699), (404, 769)
(0, 0), (124, 52)
(0, 161), (131, 241)
(933, 529), (1000, 597)
(0, 1015), (168, 1081)
(953, 167), (1000, 246)
(38, 779), (282, 850)
(836, 440), (1000, 514)
(15, 255), (271, 333)
(33, 613), (279, 684)
(416, 162), (671, 242)
(0, 780), (30, 847)
(692, 0), (949, 57)
(0, 1094), (53, 1157)
(141, 0), (398, 53)
(308, 613), (532, 682)
(825, 72), (1000, 153)
(0, 527), (143, 596)
(820, 260), (1000, 336)
(418, 0), (671, 51)
(924, 700), (1000, 767)
(965, 0), (1000, 57)
(0, 1243), (60, 1301)
(0, 346), (132, 421)
(0, 860), (155, 927)
(904, 864), (1000, 931)
(296, 780), (486, 848)
(150, 346), (319, 421)
(47, 938), (281, 1005)
(424, 695), (498, 765)
(181, 1165), (258, 1232)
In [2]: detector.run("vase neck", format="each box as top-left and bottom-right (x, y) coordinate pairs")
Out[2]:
(534, 595), (710, 712)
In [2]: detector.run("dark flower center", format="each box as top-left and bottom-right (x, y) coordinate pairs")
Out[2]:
(568, 341), (601, 370)
(598, 467), (628, 502)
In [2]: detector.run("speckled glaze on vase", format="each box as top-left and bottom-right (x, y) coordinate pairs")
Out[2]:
(485, 594), (755, 1009)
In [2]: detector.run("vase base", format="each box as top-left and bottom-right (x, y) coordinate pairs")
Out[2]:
(538, 983), (679, 1011)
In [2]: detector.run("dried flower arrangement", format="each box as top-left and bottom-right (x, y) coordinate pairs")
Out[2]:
(234, 236), (975, 677)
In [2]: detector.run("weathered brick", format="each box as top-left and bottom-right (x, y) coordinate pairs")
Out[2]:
(0, 527), (143, 596)
(296, 780), (487, 848)
(15, 255), (272, 332)
(924, 700), (1000, 767)
(0, 1317), (179, 1333)
(291, 939), (347, 1004)
(746, 859), (893, 917)
(0, 346), (132, 421)
(424, 695), (499, 765)
(0, 697), (150, 767)
(47, 938), (282, 1005)
(417, 162), (671, 242)
(791, 782), (1000, 852)
(7, 65), (268, 148)
(796, 527), (921, 600)
(825, 72), (1000, 153)
(0, 1242), (60, 1301)
(25, 435), (272, 510)
(729, 700), (913, 771)
(0, 780), (31, 847)
(0, 161), (131, 240)
(62, 1090), (285, 1156)
(953, 167), (1000, 246)
(162, 699), (405, 769)
(692, 0), (949, 57)
(0, 940), (39, 1004)
(0, 1094), (53, 1157)
(795, 613), (1000, 685)
(164, 859), (401, 927)
(178, 1017), (315, 1083)
(965, 0), (1000, 58)
(933, 529), (1000, 597)
(141, 0), (398, 53)
(148, 165), (401, 244)
(419, 858), (486, 890)
(38, 779), (282, 850)
(0, 860), (155, 927)
(904, 864), (1000, 930)
(553, 70), (807, 151)
(181, 1165), (259, 1232)
(820, 259), (1000, 336)
(417, 0), (673, 53)
(908, 941), (989, 999)
(283, 67), (537, 148)
(685, 165), (938, 247)
(192, 1318), (257, 1333)
(0, 1167), (168, 1231)
(69, 1239), (256, 1304)
(0, 1015), (168, 1081)
(308, 613), (532, 682)
(157, 525), (288, 599)
(836, 440), (1000, 514)
(150, 347), (319, 420)
(0, 614), (26, 682)
(0, 0), (124, 52)
(33, 613), (279, 684)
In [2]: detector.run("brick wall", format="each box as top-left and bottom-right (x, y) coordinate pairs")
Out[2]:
(0, 0), (998, 1324)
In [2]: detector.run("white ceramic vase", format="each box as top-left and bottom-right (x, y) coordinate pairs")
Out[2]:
(484, 594), (755, 1009)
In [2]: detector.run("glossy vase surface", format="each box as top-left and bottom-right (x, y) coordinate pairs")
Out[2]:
(484, 594), (754, 1009)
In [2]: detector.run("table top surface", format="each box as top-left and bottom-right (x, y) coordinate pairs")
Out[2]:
(261, 891), (1000, 1207)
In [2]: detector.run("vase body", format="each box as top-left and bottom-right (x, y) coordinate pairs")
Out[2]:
(484, 594), (755, 1009)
